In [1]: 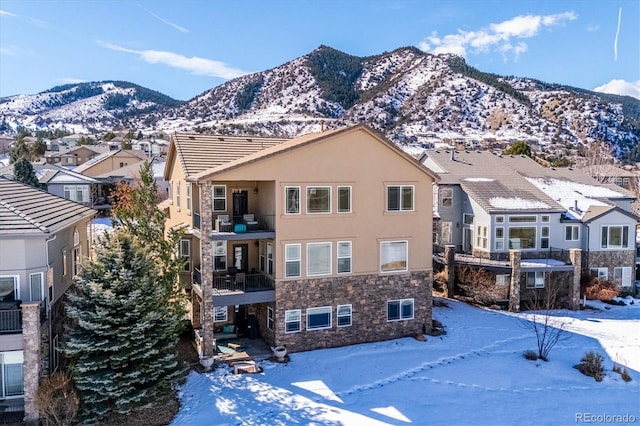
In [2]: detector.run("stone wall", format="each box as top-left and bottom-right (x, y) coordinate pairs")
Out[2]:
(586, 250), (635, 280)
(21, 303), (41, 424)
(273, 271), (432, 353)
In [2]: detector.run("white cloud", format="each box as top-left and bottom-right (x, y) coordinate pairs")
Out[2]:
(0, 44), (34, 56)
(587, 24), (600, 32)
(137, 4), (189, 33)
(97, 41), (247, 79)
(418, 11), (577, 61)
(614, 7), (621, 61)
(0, 10), (17, 17)
(593, 79), (640, 100)
(59, 77), (86, 85)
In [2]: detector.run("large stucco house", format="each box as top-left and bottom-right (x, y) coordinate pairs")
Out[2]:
(163, 124), (438, 357)
(422, 150), (638, 309)
(0, 177), (95, 423)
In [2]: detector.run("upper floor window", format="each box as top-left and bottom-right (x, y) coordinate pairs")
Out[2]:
(0, 276), (19, 301)
(388, 185), (414, 211)
(180, 239), (191, 272)
(463, 213), (474, 225)
(63, 185), (89, 203)
(565, 225), (579, 241)
(212, 185), (226, 211)
(508, 227), (536, 249)
(176, 182), (181, 208)
(285, 244), (301, 278)
(285, 186), (300, 214)
(214, 241), (227, 271)
(540, 226), (550, 249)
(307, 187), (331, 214)
(509, 215), (536, 223)
(338, 186), (351, 213)
(337, 241), (352, 274)
(186, 184), (191, 212)
(601, 225), (629, 249)
(441, 188), (452, 207)
(380, 241), (408, 273)
(307, 242), (331, 276)
(30, 273), (44, 301)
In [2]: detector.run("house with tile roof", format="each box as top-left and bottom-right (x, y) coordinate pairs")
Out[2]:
(0, 177), (96, 423)
(163, 124), (438, 357)
(421, 150), (638, 309)
(72, 149), (148, 177)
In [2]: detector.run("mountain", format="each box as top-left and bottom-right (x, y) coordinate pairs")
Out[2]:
(1, 46), (639, 160)
(0, 81), (182, 134)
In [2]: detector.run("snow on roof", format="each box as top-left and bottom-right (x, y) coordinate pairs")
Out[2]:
(526, 177), (618, 219)
(488, 196), (551, 210)
(463, 177), (495, 182)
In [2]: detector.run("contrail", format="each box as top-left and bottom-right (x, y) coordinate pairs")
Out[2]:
(614, 7), (621, 61)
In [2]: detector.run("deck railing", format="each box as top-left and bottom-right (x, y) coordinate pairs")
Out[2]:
(212, 273), (275, 293)
(0, 308), (22, 334)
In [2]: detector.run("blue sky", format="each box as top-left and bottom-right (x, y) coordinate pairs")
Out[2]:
(1, 0), (639, 101)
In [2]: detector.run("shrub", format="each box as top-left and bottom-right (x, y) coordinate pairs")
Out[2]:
(581, 277), (620, 300)
(35, 372), (79, 426)
(523, 350), (538, 361)
(433, 270), (447, 293)
(456, 266), (505, 306)
(575, 352), (605, 382)
(621, 368), (633, 382)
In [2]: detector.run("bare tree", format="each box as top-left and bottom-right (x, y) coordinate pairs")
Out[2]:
(520, 282), (568, 361)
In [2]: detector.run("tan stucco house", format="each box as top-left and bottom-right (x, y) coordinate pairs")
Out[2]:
(72, 149), (147, 178)
(163, 124), (438, 357)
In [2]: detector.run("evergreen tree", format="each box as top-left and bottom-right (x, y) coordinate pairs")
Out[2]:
(504, 140), (532, 157)
(13, 157), (39, 187)
(65, 231), (182, 422)
(9, 137), (30, 163)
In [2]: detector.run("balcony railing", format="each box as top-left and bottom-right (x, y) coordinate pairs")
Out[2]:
(213, 273), (275, 293)
(0, 308), (22, 334)
(214, 214), (275, 233)
(193, 266), (202, 285)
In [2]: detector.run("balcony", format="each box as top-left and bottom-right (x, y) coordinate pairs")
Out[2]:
(0, 307), (21, 334)
(213, 273), (275, 293)
(212, 214), (275, 241)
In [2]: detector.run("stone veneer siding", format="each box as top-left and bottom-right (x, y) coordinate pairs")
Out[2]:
(273, 271), (432, 353)
(21, 303), (41, 424)
(586, 250), (636, 283)
(200, 182), (215, 356)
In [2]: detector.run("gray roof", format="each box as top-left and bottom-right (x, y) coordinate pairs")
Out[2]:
(0, 163), (99, 184)
(0, 177), (96, 235)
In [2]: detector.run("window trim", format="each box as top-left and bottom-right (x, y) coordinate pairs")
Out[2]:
(387, 298), (414, 322)
(285, 309), (301, 334)
(380, 240), (408, 273)
(540, 226), (550, 249)
(29, 272), (44, 302)
(337, 241), (352, 274)
(284, 243), (301, 278)
(564, 225), (580, 241)
(306, 186), (331, 214)
(212, 185), (227, 212)
(186, 184), (191, 212)
(306, 306), (332, 331)
(284, 186), (301, 215)
(440, 187), (452, 207)
(176, 182), (181, 209)
(508, 227), (537, 250)
(307, 242), (332, 276)
(214, 306), (227, 322)
(337, 186), (352, 213)
(213, 241), (227, 271)
(337, 304), (352, 327)
(387, 185), (415, 212)
(600, 225), (629, 249)
(0, 275), (19, 301)
(180, 239), (191, 272)
(266, 306), (274, 331)
(525, 271), (545, 289)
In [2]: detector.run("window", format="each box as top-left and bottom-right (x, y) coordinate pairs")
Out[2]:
(285, 309), (301, 333)
(441, 222), (452, 244)
(176, 182), (181, 208)
(214, 241), (227, 271)
(29, 273), (43, 301)
(495, 227), (504, 250)
(0, 276), (18, 301)
(476, 226), (487, 249)
(62, 249), (68, 277)
(508, 227), (536, 249)
(72, 246), (81, 276)
(337, 304), (352, 327)
(380, 241), (408, 272)
(212, 185), (226, 211)
(119, 162), (128, 168)
(509, 215), (536, 223)
(496, 274), (510, 286)
(541, 215), (550, 223)
(259, 241), (266, 272)
(63, 185), (89, 203)
(496, 216), (504, 224)
(337, 241), (352, 274)
(267, 242), (273, 275)
(285, 244), (301, 278)
(169, 182), (173, 205)
(387, 299), (414, 321)
(307, 242), (331, 276)
(441, 187), (452, 207)
(565, 225), (579, 241)
(601, 225), (629, 249)
(214, 306), (227, 322)
(591, 268), (608, 279)
(1, 351), (24, 397)
(614, 267), (632, 287)
(307, 306), (331, 330)
(463, 213), (474, 225)
(525, 271), (545, 289)
(307, 187), (331, 213)
(338, 186), (351, 213)
(180, 239), (191, 272)
(266, 307), (274, 330)
(285, 187), (300, 214)
(186, 184), (191, 212)
(388, 185), (414, 211)
(540, 226), (550, 249)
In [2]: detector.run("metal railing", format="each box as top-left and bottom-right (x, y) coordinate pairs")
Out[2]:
(0, 308), (22, 334)
(193, 266), (202, 285)
(213, 214), (275, 233)
(213, 273), (275, 293)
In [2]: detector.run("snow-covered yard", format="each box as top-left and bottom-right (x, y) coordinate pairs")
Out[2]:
(172, 298), (640, 425)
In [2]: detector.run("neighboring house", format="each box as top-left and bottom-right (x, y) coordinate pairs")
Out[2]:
(579, 164), (639, 191)
(131, 138), (169, 157)
(422, 150), (638, 308)
(93, 157), (169, 198)
(72, 149), (148, 178)
(163, 124), (438, 358)
(44, 145), (105, 167)
(0, 177), (96, 423)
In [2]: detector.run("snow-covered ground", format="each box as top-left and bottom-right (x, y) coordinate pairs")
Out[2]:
(172, 298), (640, 425)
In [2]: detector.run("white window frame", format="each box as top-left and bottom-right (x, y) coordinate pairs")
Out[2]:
(285, 309), (301, 333)
(525, 271), (545, 289)
(213, 241), (227, 271)
(337, 241), (352, 274)
(180, 239), (191, 272)
(476, 226), (487, 249)
(387, 298), (414, 322)
(72, 246), (81, 277)
(307, 242), (331, 276)
(285, 186), (300, 215)
(0, 276), (19, 301)
(440, 187), (452, 207)
(214, 306), (227, 322)
(337, 186), (352, 213)
(601, 225), (629, 249)
(565, 225), (580, 241)
(614, 267), (632, 288)
(387, 185), (415, 211)
(62, 249), (68, 277)
(306, 306), (332, 331)
(267, 242), (274, 276)
(463, 213), (474, 225)
(496, 216), (505, 224)
(29, 272), (44, 302)
(540, 226), (550, 249)
(495, 227), (504, 250)
(307, 186), (331, 214)
(186, 184), (191, 212)
(212, 185), (226, 212)
(591, 267), (608, 280)
(285, 243), (301, 278)
(337, 304), (352, 327)
(508, 227), (536, 249)
(266, 306), (274, 331)
(176, 182), (181, 209)
(380, 240), (408, 273)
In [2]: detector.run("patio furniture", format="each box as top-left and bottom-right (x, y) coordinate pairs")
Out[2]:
(243, 214), (258, 230)
(215, 215), (232, 232)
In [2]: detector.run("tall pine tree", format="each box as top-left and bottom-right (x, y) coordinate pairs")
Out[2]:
(65, 231), (183, 422)
(13, 157), (40, 188)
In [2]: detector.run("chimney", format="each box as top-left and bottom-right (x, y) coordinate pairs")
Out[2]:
(574, 200), (579, 211)
(450, 149), (455, 161)
(320, 120), (325, 132)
